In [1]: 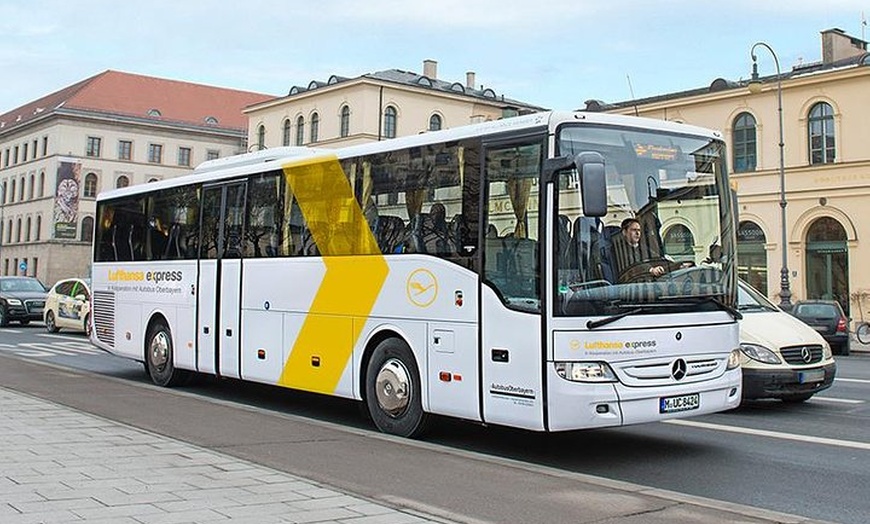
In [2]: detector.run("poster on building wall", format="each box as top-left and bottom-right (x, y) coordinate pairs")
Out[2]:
(53, 158), (81, 239)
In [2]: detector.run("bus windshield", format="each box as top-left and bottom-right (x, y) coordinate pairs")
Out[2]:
(554, 125), (735, 317)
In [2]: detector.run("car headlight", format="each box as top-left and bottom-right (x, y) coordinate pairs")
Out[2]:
(822, 341), (833, 360)
(6, 298), (22, 306)
(555, 361), (617, 382)
(739, 343), (782, 365)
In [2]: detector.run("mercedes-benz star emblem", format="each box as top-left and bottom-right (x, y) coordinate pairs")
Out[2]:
(801, 346), (813, 363)
(671, 359), (687, 381)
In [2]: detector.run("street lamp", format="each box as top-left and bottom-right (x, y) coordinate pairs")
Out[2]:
(749, 41), (792, 311)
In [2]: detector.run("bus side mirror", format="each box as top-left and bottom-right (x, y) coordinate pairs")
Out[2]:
(576, 152), (607, 217)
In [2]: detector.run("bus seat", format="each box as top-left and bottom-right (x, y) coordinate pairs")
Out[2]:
(558, 215), (574, 270)
(410, 212), (451, 255)
(598, 225), (621, 284)
(449, 214), (469, 255)
(572, 217), (604, 282)
(375, 215), (408, 254)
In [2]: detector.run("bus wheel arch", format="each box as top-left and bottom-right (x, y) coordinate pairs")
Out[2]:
(362, 333), (429, 438)
(144, 314), (189, 387)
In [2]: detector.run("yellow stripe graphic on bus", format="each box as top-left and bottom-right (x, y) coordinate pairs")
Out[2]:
(278, 155), (388, 394)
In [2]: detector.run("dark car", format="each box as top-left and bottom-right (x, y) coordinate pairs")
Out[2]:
(0, 276), (49, 327)
(791, 300), (850, 356)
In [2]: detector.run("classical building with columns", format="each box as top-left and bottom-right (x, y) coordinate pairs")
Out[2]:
(591, 28), (870, 322)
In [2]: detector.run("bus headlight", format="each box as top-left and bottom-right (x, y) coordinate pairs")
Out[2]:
(739, 343), (781, 365)
(554, 361), (617, 382)
(727, 349), (742, 370)
(822, 341), (833, 360)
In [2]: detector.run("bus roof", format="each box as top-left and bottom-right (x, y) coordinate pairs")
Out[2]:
(96, 111), (722, 201)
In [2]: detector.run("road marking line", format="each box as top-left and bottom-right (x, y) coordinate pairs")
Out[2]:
(664, 419), (870, 451)
(836, 377), (870, 384)
(811, 396), (864, 404)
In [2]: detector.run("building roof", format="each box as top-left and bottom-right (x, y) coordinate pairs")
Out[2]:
(0, 70), (276, 135)
(277, 67), (546, 112)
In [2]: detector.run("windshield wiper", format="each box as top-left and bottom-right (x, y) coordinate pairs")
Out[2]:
(586, 306), (648, 329)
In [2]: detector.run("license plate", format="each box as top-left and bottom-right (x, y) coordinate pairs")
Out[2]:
(660, 393), (700, 413)
(799, 369), (825, 384)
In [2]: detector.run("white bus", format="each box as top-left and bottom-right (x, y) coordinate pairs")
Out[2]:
(90, 111), (742, 437)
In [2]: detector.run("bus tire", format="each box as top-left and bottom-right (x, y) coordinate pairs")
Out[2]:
(365, 338), (428, 438)
(145, 321), (188, 387)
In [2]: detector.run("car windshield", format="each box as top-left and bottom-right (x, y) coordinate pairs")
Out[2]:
(737, 281), (777, 312)
(0, 278), (47, 293)
(554, 125), (736, 317)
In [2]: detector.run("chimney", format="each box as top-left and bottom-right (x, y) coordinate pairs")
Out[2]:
(466, 71), (476, 90)
(423, 59), (437, 79)
(821, 28), (867, 65)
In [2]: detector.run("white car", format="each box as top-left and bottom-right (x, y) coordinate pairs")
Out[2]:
(737, 280), (836, 403)
(44, 278), (91, 336)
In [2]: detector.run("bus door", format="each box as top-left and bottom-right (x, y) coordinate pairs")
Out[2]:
(197, 181), (247, 379)
(480, 137), (547, 431)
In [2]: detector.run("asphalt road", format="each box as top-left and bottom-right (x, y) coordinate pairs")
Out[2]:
(1, 324), (868, 523)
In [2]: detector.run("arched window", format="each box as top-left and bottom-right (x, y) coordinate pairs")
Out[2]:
(25, 217), (31, 242)
(257, 125), (266, 150)
(116, 175), (130, 188)
(1, 181), (6, 204)
(28, 174), (34, 200)
(282, 119), (292, 146)
(19, 176), (24, 200)
(35, 215), (41, 241)
(808, 102), (835, 165)
(15, 218), (22, 243)
(295, 116), (304, 146)
(383, 106), (397, 139)
(737, 220), (767, 294)
(81, 216), (94, 242)
(339, 105), (350, 138)
(732, 112), (756, 173)
(310, 112), (319, 143)
(429, 114), (442, 131)
(10, 179), (15, 203)
(663, 224), (695, 262)
(5, 219), (11, 243)
(38, 171), (45, 197)
(84, 173), (98, 198)
(805, 216), (848, 312)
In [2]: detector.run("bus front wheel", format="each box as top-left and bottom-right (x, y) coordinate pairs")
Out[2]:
(365, 338), (428, 438)
(145, 321), (188, 387)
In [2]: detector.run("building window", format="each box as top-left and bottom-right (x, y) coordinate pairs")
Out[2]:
(3, 149), (9, 167)
(41, 136), (48, 156)
(148, 144), (163, 164)
(83, 173), (98, 198)
(81, 216), (94, 243)
(31, 140), (37, 160)
(257, 125), (266, 150)
(22, 143), (28, 161)
(15, 218), (21, 243)
(28, 175), (34, 200)
(206, 149), (220, 161)
(296, 116), (304, 146)
(116, 175), (130, 188)
(38, 171), (45, 197)
(19, 176), (24, 200)
(14, 146), (19, 164)
(86, 136), (102, 157)
(283, 119), (292, 146)
(35, 215), (41, 241)
(429, 114), (442, 131)
(383, 106), (397, 139)
(10, 179), (15, 203)
(340, 105), (350, 138)
(25, 217), (31, 242)
(732, 112), (756, 173)
(310, 112), (319, 143)
(118, 140), (132, 160)
(178, 147), (191, 167)
(1, 181), (6, 203)
(808, 102), (835, 165)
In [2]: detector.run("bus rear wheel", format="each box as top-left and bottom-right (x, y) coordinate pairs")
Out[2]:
(365, 338), (428, 438)
(145, 321), (188, 387)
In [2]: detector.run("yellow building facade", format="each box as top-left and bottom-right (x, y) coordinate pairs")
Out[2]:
(599, 28), (870, 323)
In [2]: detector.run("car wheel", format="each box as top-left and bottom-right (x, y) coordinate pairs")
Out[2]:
(84, 314), (92, 338)
(19, 319), (30, 326)
(145, 321), (189, 387)
(782, 393), (814, 403)
(0, 306), (7, 327)
(45, 310), (60, 333)
(364, 338), (428, 438)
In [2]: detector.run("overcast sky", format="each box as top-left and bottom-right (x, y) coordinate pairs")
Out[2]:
(2, 0), (868, 113)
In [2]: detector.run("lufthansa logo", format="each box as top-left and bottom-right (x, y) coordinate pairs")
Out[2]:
(801, 346), (813, 363)
(671, 358), (687, 381)
(406, 268), (438, 308)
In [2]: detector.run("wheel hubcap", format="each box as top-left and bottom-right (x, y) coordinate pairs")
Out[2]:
(375, 358), (411, 417)
(149, 331), (170, 371)
(47, 313), (55, 330)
